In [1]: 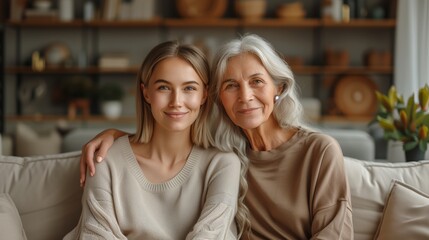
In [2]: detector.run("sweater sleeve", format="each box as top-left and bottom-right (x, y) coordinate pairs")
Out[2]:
(185, 152), (241, 240)
(310, 136), (354, 240)
(63, 162), (127, 240)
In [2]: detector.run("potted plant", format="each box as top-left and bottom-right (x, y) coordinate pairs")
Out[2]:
(60, 76), (94, 119)
(97, 82), (125, 120)
(375, 85), (429, 161)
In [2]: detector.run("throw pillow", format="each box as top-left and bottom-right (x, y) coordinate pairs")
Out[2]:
(15, 123), (62, 156)
(0, 193), (27, 240)
(374, 180), (429, 239)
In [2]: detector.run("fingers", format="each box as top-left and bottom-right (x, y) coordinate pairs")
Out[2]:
(79, 140), (99, 187)
(96, 137), (114, 163)
(79, 154), (87, 188)
(78, 129), (118, 187)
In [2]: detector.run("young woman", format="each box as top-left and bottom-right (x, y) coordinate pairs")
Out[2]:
(79, 34), (353, 239)
(64, 41), (245, 239)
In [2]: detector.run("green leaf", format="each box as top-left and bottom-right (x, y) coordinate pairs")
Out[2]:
(385, 131), (401, 141)
(404, 141), (418, 151)
(417, 114), (429, 127)
(419, 140), (428, 151)
(406, 94), (416, 122)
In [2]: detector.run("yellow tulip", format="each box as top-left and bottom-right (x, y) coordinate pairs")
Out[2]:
(419, 125), (428, 140)
(419, 85), (429, 111)
(377, 117), (396, 131)
(399, 110), (408, 127)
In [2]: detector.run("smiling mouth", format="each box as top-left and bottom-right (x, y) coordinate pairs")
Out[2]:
(165, 112), (187, 118)
(237, 108), (259, 114)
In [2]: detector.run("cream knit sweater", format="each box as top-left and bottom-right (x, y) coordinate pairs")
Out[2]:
(64, 136), (240, 240)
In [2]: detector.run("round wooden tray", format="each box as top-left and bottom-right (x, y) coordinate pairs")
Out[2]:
(334, 75), (377, 117)
(176, 0), (227, 18)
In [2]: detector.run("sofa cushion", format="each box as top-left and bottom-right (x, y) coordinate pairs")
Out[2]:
(374, 180), (429, 239)
(0, 151), (83, 240)
(344, 157), (429, 240)
(15, 123), (62, 156)
(0, 193), (27, 240)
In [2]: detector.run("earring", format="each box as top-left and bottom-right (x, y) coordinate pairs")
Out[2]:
(274, 95), (280, 102)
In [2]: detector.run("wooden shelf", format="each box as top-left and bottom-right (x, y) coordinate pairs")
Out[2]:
(321, 19), (396, 28)
(88, 19), (162, 27)
(164, 18), (240, 27)
(6, 114), (136, 123)
(7, 20), (85, 27)
(240, 18), (320, 28)
(5, 66), (139, 74)
(5, 65), (392, 75)
(6, 18), (396, 29)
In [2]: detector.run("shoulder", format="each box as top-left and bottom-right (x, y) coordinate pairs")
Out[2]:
(296, 129), (344, 163)
(194, 147), (241, 171)
(102, 136), (132, 169)
(303, 130), (341, 152)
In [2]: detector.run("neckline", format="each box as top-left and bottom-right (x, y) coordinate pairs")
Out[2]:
(246, 128), (307, 161)
(119, 136), (201, 192)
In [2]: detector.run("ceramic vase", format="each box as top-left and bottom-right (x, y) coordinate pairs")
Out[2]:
(101, 101), (122, 120)
(405, 147), (427, 162)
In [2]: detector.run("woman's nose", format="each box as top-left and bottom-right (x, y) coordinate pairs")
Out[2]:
(169, 90), (182, 107)
(239, 85), (253, 102)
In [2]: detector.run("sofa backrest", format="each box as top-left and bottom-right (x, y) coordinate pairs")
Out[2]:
(344, 157), (429, 240)
(0, 151), (83, 240)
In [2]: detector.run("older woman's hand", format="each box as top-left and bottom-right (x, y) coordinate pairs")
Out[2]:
(79, 129), (124, 187)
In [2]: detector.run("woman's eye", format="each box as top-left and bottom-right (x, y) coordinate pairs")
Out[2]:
(252, 79), (264, 85)
(184, 86), (197, 91)
(158, 85), (169, 90)
(224, 83), (239, 90)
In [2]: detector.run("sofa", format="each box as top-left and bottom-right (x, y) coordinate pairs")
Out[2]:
(61, 127), (376, 161)
(2, 124), (376, 161)
(2, 151), (429, 239)
(2, 129), (429, 239)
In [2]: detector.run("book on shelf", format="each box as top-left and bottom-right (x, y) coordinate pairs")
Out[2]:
(131, 0), (156, 20)
(25, 9), (58, 21)
(102, 0), (121, 21)
(10, 0), (28, 20)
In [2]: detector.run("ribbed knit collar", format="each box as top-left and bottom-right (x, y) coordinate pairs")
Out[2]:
(118, 136), (201, 192)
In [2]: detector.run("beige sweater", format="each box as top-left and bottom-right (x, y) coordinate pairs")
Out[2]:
(64, 136), (240, 240)
(243, 128), (353, 239)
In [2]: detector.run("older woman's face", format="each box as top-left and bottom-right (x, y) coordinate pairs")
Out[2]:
(219, 53), (279, 130)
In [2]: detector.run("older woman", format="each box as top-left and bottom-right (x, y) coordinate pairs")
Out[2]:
(79, 34), (353, 239)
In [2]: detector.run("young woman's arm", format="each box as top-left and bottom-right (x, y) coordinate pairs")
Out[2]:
(186, 151), (241, 240)
(80, 128), (127, 187)
(65, 160), (127, 240)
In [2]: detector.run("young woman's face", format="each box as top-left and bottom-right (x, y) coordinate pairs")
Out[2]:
(143, 57), (207, 133)
(219, 53), (279, 130)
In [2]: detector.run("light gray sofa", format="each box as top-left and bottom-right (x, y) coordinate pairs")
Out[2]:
(2, 150), (429, 239)
(61, 127), (376, 161)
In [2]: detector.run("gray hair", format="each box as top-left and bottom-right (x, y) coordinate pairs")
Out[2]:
(210, 33), (309, 157)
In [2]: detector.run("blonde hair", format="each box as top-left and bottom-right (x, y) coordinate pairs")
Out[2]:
(130, 40), (212, 148)
(130, 40), (249, 236)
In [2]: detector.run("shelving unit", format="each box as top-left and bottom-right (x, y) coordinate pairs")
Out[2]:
(1, 2), (396, 133)
(0, 3), (5, 134)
